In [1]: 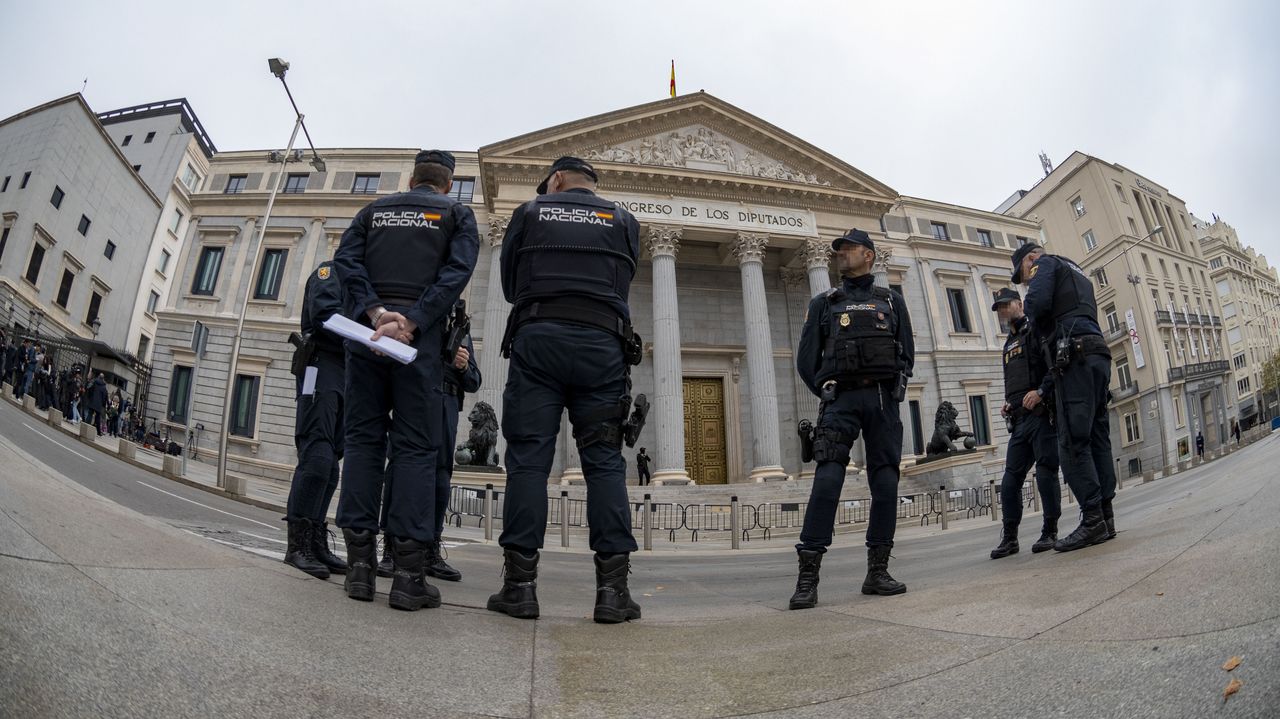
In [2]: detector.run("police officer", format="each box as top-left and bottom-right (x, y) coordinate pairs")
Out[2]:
(333, 149), (479, 611)
(489, 156), (643, 624)
(374, 320), (480, 582)
(790, 229), (914, 609)
(1013, 242), (1117, 551)
(431, 322), (481, 580)
(989, 287), (1062, 559)
(282, 260), (349, 578)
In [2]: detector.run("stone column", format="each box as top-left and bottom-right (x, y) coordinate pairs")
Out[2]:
(732, 232), (787, 481)
(781, 268), (818, 481)
(477, 217), (511, 465)
(799, 238), (833, 297)
(647, 226), (692, 485)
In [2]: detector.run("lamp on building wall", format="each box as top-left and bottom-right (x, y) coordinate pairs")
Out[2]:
(214, 57), (324, 496)
(90, 317), (101, 340)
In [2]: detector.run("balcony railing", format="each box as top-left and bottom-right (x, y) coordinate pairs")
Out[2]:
(1112, 381), (1140, 400)
(1154, 310), (1222, 328)
(1167, 360), (1230, 382)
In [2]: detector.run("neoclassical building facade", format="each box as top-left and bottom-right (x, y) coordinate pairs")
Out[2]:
(150, 93), (1041, 486)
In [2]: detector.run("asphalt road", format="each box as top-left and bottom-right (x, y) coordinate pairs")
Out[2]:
(2, 395), (1277, 718)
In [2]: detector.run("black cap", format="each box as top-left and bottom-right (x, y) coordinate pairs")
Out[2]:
(831, 228), (875, 253)
(990, 287), (1021, 311)
(536, 156), (598, 195)
(1010, 242), (1042, 284)
(414, 150), (456, 172)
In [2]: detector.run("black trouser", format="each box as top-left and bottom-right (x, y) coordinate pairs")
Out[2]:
(637, 466), (650, 486)
(337, 320), (444, 543)
(435, 390), (462, 536)
(798, 384), (903, 551)
(1054, 352), (1116, 512)
(285, 351), (344, 524)
(1000, 410), (1061, 528)
(499, 322), (637, 554)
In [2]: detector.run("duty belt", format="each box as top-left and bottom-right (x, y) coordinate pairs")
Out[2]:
(513, 297), (631, 339)
(444, 378), (463, 403)
(1074, 334), (1111, 358)
(830, 377), (890, 391)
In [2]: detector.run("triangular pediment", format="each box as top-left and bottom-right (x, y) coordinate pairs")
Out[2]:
(479, 92), (897, 200)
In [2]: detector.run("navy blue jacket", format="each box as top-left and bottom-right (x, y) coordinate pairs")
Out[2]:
(499, 188), (641, 322)
(797, 273), (915, 398)
(335, 184), (479, 333)
(1023, 254), (1102, 338)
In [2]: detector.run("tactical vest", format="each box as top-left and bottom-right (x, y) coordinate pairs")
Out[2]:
(1047, 255), (1098, 330)
(513, 191), (635, 309)
(363, 190), (456, 305)
(1002, 325), (1035, 404)
(821, 285), (899, 382)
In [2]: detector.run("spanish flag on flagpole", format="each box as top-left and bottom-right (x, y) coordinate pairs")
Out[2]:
(669, 60), (676, 98)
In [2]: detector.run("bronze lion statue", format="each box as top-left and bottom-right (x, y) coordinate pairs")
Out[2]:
(455, 401), (499, 467)
(925, 401), (975, 456)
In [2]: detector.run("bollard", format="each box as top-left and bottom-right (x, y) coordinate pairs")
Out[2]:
(483, 483), (494, 542)
(1032, 482), (1041, 513)
(643, 493), (653, 551)
(939, 484), (948, 530)
(559, 491), (570, 548)
(730, 496), (741, 550)
(989, 480), (999, 522)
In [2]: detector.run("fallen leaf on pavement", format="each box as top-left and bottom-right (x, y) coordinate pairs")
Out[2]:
(1223, 656), (1242, 671)
(1223, 678), (1243, 702)
(1156, 592), (1164, 596)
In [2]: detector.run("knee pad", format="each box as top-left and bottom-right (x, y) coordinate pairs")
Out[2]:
(812, 427), (853, 464)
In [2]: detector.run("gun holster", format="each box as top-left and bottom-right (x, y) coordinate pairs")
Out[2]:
(623, 393), (649, 447)
(288, 332), (317, 378)
(623, 330), (644, 366)
(797, 419), (815, 463)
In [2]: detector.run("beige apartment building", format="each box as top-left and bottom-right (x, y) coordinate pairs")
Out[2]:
(1002, 151), (1232, 477)
(1195, 215), (1280, 427)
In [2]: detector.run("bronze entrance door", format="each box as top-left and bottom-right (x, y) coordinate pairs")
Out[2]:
(683, 377), (728, 484)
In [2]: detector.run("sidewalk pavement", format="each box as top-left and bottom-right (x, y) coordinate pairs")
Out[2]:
(1, 407), (1277, 718)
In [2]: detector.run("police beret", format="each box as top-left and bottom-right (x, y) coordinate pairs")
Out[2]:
(831, 228), (874, 253)
(1010, 242), (1043, 284)
(536, 156), (599, 195)
(414, 150), (456, 171)
(990, 287), (1021, 310)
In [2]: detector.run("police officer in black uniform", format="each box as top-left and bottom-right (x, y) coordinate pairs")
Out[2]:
(989, 287), (1062, 559)
(282, 260), (349, 578)
(374, 313), (480, 581)
(790, 229), (914, 610)
(1013, 242), (1117, 552)
(488, 156), (644, 624)
(333, 150), (479, 611)
(431, 324), (481, 581)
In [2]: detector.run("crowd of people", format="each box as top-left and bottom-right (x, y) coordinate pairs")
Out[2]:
(1, 330), (149, 441)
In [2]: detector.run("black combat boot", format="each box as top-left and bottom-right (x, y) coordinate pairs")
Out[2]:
(990, 524), (1020, 559)
(424, 540), (461, 582)
(1101, 501), (1117, 541)
(1053, 506), (1107, 552)
(593, 553), (642, 624)
(284, 519), (329, 579)
(311, 521), (348, 575)
(387, 536), (441, 611)
(1031, 518), (1058, 553)
(342, 528), (377, 601)
(487, 549), (540, 619)
(376, 534), (394, 578)
(788, 549), (823, 609)
(862, 545), (907, 596)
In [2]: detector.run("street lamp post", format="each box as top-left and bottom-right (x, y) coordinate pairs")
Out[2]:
(214, 58), (324, 495)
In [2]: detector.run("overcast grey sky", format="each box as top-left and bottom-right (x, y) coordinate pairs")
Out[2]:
(3, 0), (1277, 263)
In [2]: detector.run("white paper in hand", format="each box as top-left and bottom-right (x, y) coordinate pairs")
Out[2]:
(322, 314), (418, 365)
